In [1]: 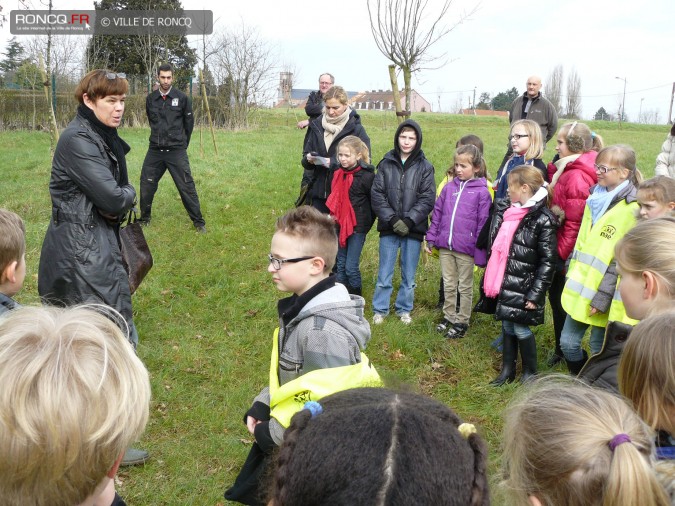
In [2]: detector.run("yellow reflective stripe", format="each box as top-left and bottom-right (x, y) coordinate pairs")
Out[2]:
(565, 278), (598, 301)
(572, 251), (609, 275)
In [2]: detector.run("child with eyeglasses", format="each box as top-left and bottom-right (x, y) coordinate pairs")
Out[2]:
(493, 119), (548, 201)
(225, 206), (380, 506)
(560, 144), (642, 375)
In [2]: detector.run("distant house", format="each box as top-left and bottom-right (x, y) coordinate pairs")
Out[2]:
(350, 89), (431, 113)
(460, 109), (509, 118)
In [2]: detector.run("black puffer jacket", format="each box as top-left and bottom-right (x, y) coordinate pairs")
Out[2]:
(371, 120), (436, 241)
(484, 196), (559, 325)
(329, 163), (376, 233)
(38, 113), (136, 324)
(301, 109), (370, 201)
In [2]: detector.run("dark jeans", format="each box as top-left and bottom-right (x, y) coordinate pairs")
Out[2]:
(336, 232), (367, 289)
(140, 148), (205, 226)
(548, 263), (567, 355)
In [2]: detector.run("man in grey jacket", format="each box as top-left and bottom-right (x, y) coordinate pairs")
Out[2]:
(510, 75), (558, 145)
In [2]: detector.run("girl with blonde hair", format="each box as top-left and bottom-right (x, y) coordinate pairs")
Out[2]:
(560, 144), (642, 374)
(579, 216), (675, 393)
(619, 311), (675, 461)
(502, 378), (670, 506)
(475, 166), (557, 385)
(493, 119), (547, 201)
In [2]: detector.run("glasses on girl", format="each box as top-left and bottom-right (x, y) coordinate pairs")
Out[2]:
(594, 164), (619, 174)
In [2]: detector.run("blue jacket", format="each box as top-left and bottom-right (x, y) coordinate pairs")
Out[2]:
(426, 177), (491, 266)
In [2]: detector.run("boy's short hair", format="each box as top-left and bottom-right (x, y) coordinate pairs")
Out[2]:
(0, 306), (151, 506)
(0, 209), (26, 273)
(275, 207), (338, 272)
(399, 126), (417, 136)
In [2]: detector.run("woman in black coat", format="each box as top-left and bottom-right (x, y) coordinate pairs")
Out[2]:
(38, 70), (138, 344)
(300, 85), (370, 214)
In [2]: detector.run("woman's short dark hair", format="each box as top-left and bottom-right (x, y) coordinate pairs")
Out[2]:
(269, 387), (489, 506)
(74, 69), (128, 104)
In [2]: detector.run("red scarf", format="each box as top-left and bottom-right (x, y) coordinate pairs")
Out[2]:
(326, 166), (361, 247)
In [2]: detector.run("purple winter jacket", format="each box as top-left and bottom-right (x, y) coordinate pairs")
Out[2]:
(426, 177), (492, 267)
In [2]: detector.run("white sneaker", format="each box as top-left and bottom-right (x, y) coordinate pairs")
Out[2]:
(373, 314), (385, 325)
(399, 313), (412, 325)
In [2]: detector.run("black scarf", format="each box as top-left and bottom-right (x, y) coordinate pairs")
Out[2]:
(77, 103), (130, 186)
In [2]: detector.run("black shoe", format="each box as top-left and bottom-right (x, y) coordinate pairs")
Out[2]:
(436, 318), (452, 333)
(138, 218), (151, 227)
(120, 447), (150, 466)
(195, 224), (207, 234)
(446, 323), (468, 339)
(490, 333), (517, 386)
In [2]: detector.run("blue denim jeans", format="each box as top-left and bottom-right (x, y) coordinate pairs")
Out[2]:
(336, 232), (367, 289)
(560, 315), (605, 361)
(372, 235), (422, 315)
(501, 320), (533, 340)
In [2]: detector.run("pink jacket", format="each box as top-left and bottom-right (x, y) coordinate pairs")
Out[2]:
(549, 151), (598, 261)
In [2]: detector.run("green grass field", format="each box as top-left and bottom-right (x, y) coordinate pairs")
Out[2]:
(0, 110), (665, 505)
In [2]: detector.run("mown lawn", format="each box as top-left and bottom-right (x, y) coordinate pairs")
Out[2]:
(0, 109), (665, 505)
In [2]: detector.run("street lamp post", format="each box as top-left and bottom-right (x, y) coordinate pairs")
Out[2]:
(639, 97), (645, 123)
(615, 76), (627, 127)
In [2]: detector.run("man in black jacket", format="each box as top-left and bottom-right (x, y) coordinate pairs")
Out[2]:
(296, 73), (334, 130)
(139, 63), (206, 233)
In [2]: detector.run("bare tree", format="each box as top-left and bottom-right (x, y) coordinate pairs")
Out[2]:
(565, 68), (582, 119)
(211, 23), (276, 129)
(25, 35), (82, 85)
(367, 0), (477, 121)
(545, 64), (563, 115)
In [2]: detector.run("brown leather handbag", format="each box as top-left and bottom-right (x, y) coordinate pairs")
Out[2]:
(120, 208), (153, 294)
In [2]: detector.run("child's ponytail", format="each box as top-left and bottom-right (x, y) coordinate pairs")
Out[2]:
(604, 435), (670, 506)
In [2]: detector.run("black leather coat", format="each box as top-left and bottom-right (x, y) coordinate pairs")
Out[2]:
(38, 114), (136, 324)
(483, 197), (559, 325)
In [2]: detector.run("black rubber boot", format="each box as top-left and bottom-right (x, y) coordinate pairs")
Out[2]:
(490, 333), (517, 386)
(519, 333), (538, 383)
(565, 350), (588, 376)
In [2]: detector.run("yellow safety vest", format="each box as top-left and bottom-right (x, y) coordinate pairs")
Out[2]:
(561, 200), (639, 327)
(268, 328), (382, 429)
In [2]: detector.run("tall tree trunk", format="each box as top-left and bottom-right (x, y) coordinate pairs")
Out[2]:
(388, 65), (403, 124)
(403, 67), (412, 120)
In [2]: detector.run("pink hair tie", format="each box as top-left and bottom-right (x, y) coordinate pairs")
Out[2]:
(608, 433), (632, 452)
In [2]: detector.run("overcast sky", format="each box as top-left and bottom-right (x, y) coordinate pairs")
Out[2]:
(2, 0), (673, 122)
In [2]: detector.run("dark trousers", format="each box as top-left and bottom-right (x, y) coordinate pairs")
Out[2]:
(140, 148), (205, 226)
(548, 264), (567, 356)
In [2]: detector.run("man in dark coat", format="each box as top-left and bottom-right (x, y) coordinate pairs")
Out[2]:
(296, 72), (334, 130)
(139, 63), (206, 233)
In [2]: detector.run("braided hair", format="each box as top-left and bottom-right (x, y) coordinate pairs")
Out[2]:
(269, 387), (489, 506)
